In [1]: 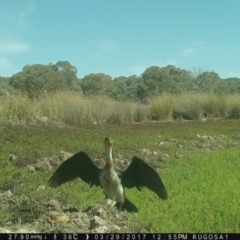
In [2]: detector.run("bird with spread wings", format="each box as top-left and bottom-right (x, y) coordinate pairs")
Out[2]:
(48, 137), (168, 212)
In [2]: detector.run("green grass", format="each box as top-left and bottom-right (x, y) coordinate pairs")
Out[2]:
(0, 120), (240, 232)
(150, 94), (174, 120)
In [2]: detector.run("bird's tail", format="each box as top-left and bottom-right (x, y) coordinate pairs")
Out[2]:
(116, 197), (138, 213)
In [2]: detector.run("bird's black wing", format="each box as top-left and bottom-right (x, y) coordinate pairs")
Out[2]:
(119, 156), (168, 200)
(48, 151), (102, 188)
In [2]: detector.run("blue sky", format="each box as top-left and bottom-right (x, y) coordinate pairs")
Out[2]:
(0, 1), (239, 79)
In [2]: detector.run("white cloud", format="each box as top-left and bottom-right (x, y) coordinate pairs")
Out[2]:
(18, 1), (35, 28)
(182, 48), (194, 57)
(181, 41), (216, 57)
(0, 2), (35, 76)
(101, 39), (117, 51)
(181, 41), (204, 57)
(0, 41), (31, 55)
(0, 39), (32, 76)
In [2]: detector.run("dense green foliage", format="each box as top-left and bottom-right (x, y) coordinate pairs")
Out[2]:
(1, 62), (240, 101)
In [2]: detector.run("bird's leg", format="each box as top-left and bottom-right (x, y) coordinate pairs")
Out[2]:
(115, 201), (124, 211)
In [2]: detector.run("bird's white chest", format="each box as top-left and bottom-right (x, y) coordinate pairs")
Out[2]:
(99, 170), (124, 203)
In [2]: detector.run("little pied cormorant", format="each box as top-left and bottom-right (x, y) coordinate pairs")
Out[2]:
(48, 137), (168, 212)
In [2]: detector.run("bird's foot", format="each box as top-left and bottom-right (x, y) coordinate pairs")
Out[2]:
(105, 198), (117, 207)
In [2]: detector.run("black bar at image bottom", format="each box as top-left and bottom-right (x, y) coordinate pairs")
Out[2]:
(1, 233), (236, 240)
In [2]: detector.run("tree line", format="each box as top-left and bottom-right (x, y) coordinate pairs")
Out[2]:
(1, 61), (240, 102)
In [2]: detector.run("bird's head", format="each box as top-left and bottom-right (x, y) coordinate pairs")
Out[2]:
(104, 136), (113, 148)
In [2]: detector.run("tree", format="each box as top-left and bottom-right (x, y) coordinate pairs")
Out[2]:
(108, 80), (128, 101)
(9, 64), (67, 98)
(194, 71), (220, 92)
(142, 66), (174, 95)
(163, 65), (194, 93)
(125, 75), (146, 101)
(136, 82), (148, 103)
(48, 61), (81, 91)
(0, 76), (15, 96)
(81, 73), (113, 96)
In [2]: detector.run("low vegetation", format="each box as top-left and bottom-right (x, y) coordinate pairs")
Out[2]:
(0, 92), (240, 126)
(0, 121), (240, 232)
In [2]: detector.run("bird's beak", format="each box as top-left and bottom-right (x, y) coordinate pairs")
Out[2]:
(105, 137), (113, 146)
